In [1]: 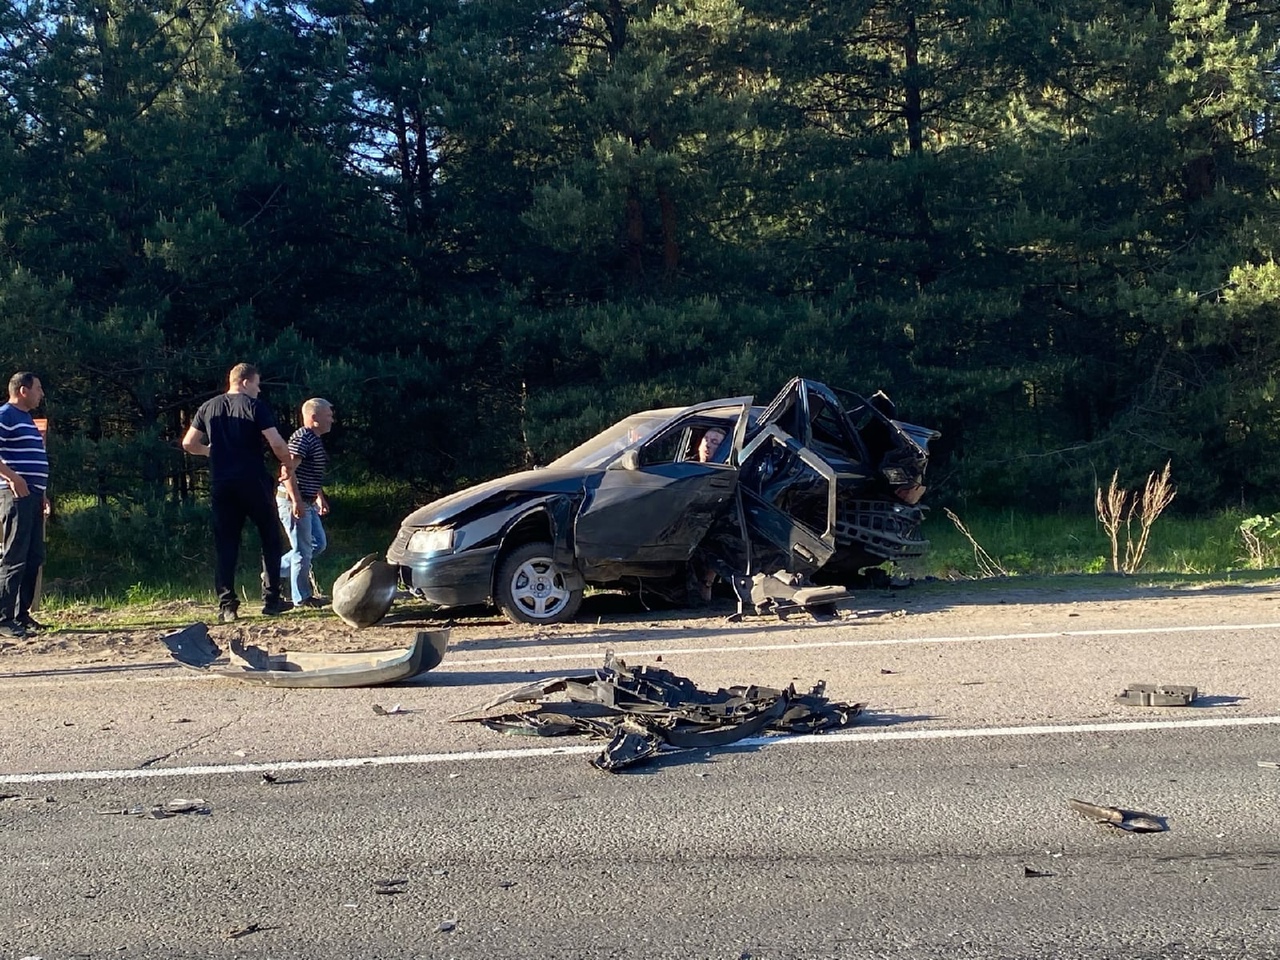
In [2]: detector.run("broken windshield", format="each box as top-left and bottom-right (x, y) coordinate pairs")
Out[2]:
(545, 410), (680, 471)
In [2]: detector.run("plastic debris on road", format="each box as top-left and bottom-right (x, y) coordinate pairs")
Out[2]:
(452, 652), (863, 772)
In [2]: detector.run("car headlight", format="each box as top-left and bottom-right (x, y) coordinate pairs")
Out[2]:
(407, 526), (455, 554)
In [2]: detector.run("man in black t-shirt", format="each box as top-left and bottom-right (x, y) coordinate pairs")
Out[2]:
(183, 363), (299, 622)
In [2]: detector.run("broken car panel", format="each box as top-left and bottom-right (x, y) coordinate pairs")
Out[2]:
(451, 654), (864, 772)
(162, 623), (450, 687)
(386, 378), (938, 625)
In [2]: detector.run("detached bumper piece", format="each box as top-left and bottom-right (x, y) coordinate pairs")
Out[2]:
(1116, 683), (1198, 707)
(452, 653), (863, 772)
(161, 623), (448, 688)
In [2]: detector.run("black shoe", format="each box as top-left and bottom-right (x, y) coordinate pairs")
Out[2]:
(0, 619), (27, 639)
(261, 599), (294, 616)
(295, 596), (328, 609)
(219, 606), (239, 624)
(17, 614), (45, 632)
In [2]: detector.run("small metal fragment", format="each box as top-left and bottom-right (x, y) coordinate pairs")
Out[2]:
(1068, 798), (1166, 833)
(165, 798), (209, 814)
(1067, 798), (1124, 825)
(1116, 683), (1197, 707)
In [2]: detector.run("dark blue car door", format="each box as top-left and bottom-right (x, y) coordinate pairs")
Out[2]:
(574, 399), (751, 573)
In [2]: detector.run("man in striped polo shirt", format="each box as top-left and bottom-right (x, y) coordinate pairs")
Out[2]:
(0, 372), (49, 639)
(278, 398), (334, 607)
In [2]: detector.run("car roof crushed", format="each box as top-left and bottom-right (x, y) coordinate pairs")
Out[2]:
(450, 653), (864, 772)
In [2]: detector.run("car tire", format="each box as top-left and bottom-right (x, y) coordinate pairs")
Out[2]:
(495, 541), (583, 625)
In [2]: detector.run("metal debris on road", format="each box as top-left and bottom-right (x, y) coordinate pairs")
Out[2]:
(726, 571), (852, 621)
(97, 797), (212, 818)
(224, 922), (261, 941)
(1023, 867), (1054, 878)
(1258, 761), (1280, 769)
(437, 918), (457, 933)
(372, 703), (409, 715)
(1115, 683), (1198, 707)
(452, 653), (863, 772)
(1068, 798), (1166, 833)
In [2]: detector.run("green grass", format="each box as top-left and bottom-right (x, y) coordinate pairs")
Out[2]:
(901, 507), (1265, 580)
(35, 488), (1280, 614)
(41, 480), (421, 612)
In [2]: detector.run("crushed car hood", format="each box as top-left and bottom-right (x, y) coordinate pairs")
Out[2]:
(402, 469), (587, 528)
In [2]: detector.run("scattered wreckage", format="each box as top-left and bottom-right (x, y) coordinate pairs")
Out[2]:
(451, 653), (864, 772)
(1068, 798), (1167, 833)
(162, 623), (448, 688)
(384, 377), (938, 625)
(332, 553), (400, 629)
(1115, 683), (1198, 707)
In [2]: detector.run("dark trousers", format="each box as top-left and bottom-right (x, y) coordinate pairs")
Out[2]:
(0, 489), (45, 623)
(212, 476), (283, 611)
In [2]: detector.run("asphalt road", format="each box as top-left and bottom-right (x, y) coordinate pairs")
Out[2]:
(4, 590), (1280, 959)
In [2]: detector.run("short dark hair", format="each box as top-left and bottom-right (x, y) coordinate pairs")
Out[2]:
(229, 363), (259, 385)
(8, 372), (37, 395)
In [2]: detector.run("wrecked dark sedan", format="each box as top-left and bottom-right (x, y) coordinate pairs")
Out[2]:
(386, 378), (938, 624)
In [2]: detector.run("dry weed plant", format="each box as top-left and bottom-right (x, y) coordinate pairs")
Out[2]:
(1238, 515), (1280, 569)
(943, 507), (1009, 577)
(1095, 461), (1176, 574)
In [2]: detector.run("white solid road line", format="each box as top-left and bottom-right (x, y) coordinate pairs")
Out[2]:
(4, 714), (1280, 785)
(4, 620), (1280, 687)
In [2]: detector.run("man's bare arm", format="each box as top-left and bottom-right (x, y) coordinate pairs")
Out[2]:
(181, 426), (210, 457)
(263, 428), (300, 474)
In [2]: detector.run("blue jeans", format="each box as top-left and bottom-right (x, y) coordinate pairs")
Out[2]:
(277, 496), (327, 602)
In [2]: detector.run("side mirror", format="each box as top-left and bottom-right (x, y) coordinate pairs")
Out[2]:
(610, 450), (641, 472)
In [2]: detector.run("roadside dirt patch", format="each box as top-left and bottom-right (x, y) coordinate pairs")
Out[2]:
(4, 575), (1279, 674)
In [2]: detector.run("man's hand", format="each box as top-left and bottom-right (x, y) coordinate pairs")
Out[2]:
(291, 497), (305, 520)
(315, 491), (330, 517)
(8, 475), (29, 498)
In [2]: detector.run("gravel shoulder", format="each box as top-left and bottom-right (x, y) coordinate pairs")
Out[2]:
(5, 572), (1279, 673)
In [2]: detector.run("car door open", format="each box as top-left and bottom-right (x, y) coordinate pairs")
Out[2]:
(573, 400), (751, 578)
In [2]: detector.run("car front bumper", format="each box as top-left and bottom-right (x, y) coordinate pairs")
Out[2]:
(388, 543), (499, 608)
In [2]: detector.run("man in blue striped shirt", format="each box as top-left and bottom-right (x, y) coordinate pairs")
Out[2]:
(278, 398), (334, 607)
(0, 372), (49, 639)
